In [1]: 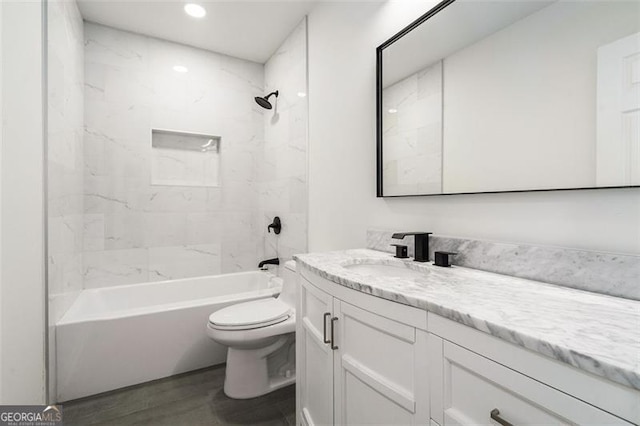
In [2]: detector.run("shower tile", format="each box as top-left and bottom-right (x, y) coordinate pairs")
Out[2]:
(144, 213), (188, 247)
(83, 214), (105, 251)
(205, 187), (223, 210)
(289, 176), (307, 214)
(277, 144), (306, 179)
(278, 213), (307, 259)
(84, 99), (152, 143)
(259, 179), (290, 213)
(103, 66), (155, 106)
(222, 181), (257, 210)
(104, 213), (146, 249)
(257, 19), (309, 261)
(83, 249), (148, 288)
(84, 23), (150, 71)
(84, 176), (148, 214)
(220, 149), (255, 183)
(99, 135), (151, 179)
(146, 187), (210, 213)
(221, 241), (260, 273)
(289, 101), (308, 142)
(186, 212), (224, 245)
(49, 215), (84, 265)
(84, 62), (106, 102)
(220, 210), (255, 243)
(148, 244), (222, 281)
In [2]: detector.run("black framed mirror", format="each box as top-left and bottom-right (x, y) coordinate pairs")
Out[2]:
(376, 0), (640, 197)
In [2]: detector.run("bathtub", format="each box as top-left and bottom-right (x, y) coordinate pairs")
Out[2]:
(56, 271), (281, 402)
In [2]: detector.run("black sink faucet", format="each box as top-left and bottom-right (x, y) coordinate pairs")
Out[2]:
(391, 232), (432, 262)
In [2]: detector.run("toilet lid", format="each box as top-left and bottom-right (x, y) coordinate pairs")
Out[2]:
(208, 298), (291, 329)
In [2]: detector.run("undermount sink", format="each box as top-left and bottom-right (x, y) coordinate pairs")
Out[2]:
(342, 263), (427, 279)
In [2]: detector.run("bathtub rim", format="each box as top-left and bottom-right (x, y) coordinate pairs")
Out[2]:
(58, 270), (282, 326)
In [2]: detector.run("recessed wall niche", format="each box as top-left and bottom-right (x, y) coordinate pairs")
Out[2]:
(151, 129), (221, 187)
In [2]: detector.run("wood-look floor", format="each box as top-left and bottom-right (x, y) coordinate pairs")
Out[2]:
(61, 365), (295, 426)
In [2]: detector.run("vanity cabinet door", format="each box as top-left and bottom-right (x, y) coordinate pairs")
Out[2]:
(333, 300), (429, 426)
(297, 277), (335, 426)
(442, 341), (631, 426)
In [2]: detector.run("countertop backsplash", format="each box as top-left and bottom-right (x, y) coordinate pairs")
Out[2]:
(367, 229), (640, 300)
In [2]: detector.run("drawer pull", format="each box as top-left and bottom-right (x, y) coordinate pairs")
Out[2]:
(330, 317), (339, 350)
(490, 409), (514, 426)
(323, 313), (331, 344)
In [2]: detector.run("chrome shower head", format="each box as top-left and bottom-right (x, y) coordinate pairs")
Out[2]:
(255, 90), (279, 110)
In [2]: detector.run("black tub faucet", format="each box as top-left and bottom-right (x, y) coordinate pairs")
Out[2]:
(391, 232), (432, 262)
(258, 258), (280, 270)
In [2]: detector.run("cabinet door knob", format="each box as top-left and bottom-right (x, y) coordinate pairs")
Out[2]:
(330, 317), (339, 350)
(323, 313), (331, 344)
(490, 409), (514, 426)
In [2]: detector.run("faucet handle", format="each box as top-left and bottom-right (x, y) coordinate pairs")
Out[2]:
(434, 251), (457, 267)
(390, 244), (408, 259)
(267, 216), (282, 234)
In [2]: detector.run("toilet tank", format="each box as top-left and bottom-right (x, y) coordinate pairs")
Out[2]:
(278, 260), (297, 309)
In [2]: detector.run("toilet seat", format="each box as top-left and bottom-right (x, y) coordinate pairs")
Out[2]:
(208, 298), (291, 331)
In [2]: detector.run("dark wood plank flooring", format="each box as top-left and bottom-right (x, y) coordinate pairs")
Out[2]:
(61, 365), (295, 426)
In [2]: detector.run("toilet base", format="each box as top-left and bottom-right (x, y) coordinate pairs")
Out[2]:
(223, 333), (296, 399)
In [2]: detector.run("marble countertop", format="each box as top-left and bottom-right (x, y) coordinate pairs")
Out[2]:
(294, 249), (640, 390)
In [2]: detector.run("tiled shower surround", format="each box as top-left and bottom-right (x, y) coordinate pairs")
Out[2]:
(82, 21), (308, 288)
(262, 21), (308, 263)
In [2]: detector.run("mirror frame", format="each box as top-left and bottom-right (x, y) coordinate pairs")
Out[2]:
(375, 0), (639, 198)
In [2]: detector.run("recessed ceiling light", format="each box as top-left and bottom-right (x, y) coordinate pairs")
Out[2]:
(388, 108), (398, 114)
(184, 3), (206, 18)
(173, 65), (188, 73)
(297, 92), (307, 98)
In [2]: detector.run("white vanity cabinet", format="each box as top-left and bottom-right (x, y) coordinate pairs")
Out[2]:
(428, 314), (638, 426)
(296, 268), (430, 426)
(296, 266), (639, 426)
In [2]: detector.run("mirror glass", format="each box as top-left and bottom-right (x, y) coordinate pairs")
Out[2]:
(378, 0), (640, 196)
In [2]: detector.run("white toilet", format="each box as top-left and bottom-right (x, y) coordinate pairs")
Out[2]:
(206, 260), (297, 399)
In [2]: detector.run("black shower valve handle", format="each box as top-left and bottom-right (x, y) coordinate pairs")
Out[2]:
(267, 216), (282, 235)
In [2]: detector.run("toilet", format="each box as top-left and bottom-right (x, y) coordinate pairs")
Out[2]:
(206, 260), (297, 399)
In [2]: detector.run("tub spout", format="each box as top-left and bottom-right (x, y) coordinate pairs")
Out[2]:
(258, 258), (280, 270)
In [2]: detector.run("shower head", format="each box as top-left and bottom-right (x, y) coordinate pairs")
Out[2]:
(254, 90), (279, 110)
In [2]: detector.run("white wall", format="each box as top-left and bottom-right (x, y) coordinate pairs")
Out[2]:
(307, 0), (640, 255)
(0, 0), (47, 403)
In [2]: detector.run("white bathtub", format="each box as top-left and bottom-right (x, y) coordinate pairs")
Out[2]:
(56, 271), (281, 402)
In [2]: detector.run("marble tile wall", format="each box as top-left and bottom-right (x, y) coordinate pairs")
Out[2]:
(83, 23), (266, 288)
(47, 0), (85, 402)
(48, 0), (84, 323)
(382, 61), (443, 196)
(367, 229), (640, 300)
(261, 19), (309, 265)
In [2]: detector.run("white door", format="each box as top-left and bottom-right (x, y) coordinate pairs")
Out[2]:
(597, 32), (640, 186)
(333, 300), (430, 426)
(297, 277), (335, 426)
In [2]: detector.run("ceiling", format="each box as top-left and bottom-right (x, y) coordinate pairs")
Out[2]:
(77, 0), (318, 63)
